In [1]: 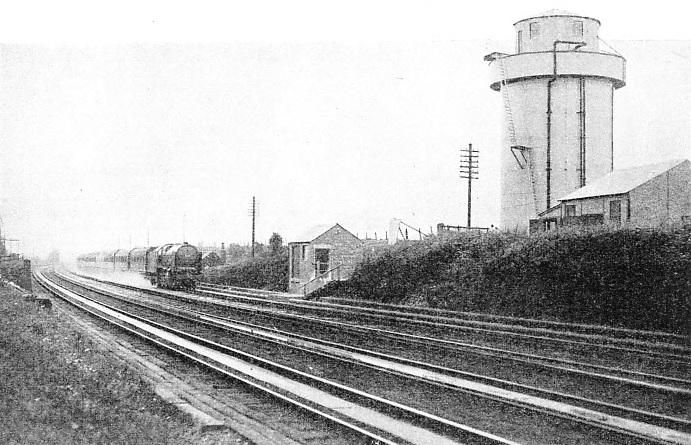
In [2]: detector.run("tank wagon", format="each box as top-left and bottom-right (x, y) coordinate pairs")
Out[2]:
(77, 242), (202, 290)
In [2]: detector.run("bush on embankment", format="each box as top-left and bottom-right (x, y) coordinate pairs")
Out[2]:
(314, 227), (691, 335)
(202, 253), (288, 292)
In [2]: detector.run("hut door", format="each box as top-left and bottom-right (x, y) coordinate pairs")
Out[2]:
(314, 248), (330, 275)
(291, 245), (301, 278)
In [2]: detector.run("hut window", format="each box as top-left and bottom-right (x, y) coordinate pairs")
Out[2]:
(572, 20), (583, 37)
(529, 22), (540, 39)
(609, 200), (621, 223)
(565, 205), (576, 217)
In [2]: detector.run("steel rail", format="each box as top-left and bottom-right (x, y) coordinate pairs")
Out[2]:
(193, 285), (691, 361)
(56, 270), (691, 441)
(198, 281), (687, 345)
(41, 270), (520, 445)
(189, 281), (691, 356)
(72, 273), (674, 343)
(65, 270), (691, 386)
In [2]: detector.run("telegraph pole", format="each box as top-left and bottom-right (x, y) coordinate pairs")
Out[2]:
(250, 196), (256, 258)
(460, 143), (479, 228)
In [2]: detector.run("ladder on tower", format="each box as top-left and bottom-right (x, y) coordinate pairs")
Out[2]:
(499, 56), (539, 216)
(499, 57), (516, 150)
(499, 56), (528, 170)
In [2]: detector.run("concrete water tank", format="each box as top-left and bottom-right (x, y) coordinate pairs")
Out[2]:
(486, 10), (626, 231)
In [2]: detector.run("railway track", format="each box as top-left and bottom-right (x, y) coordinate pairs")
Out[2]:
(40, 269), (519, 444)
(191, 282), (691, 370)
(79, 274), (691, 381)
(52, 269), (691, 444)
(64, 272), (691, 431)
(196, 282), (686, 337)
(196, 281), (684, 344)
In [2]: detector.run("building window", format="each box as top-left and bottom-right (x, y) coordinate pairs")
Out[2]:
(529, 22), (540, 39)
(516, 30), (522, 53)
(301, 245), (307, 260)
(609, 200), (621, 223)
(572, 20), (583, 37)
(565, 204), (576, 217)
(314, 248), (330, 275)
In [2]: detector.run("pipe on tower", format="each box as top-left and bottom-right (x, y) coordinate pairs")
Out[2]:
(546, 40), (587, 209)
(578, 77), (587, 187)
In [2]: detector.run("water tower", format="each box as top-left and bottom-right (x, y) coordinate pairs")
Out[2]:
(486, 10), (626, 231)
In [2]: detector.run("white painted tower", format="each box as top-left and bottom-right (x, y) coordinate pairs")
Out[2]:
(486, 10), (626, 231)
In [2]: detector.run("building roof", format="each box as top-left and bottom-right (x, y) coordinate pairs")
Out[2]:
(290, 223), (358, 244)
(514, 9), (600, 26)
(558, 159), (689, 202)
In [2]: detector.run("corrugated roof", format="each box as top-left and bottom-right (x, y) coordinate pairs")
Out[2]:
(558, 159), (688, 201)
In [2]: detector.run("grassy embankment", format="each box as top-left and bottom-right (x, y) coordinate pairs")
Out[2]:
(315, 227), (691, 335)
(0, 284), (216, 445)
(203, 253), (288, 292)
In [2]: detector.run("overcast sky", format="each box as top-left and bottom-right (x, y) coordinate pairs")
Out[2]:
(0, 1), (689, 258)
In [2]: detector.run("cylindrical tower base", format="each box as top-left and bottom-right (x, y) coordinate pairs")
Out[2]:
(490, 50), (625, 232)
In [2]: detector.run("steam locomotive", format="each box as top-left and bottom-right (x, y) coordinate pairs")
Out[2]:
(77, 242), (202, 290)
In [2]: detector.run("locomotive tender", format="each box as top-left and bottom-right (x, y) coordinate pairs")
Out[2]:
(77, 242), (202, 290)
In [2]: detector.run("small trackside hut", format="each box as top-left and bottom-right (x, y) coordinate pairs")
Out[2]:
(201, 250), (224, 268)
(288, 223), (363, 295)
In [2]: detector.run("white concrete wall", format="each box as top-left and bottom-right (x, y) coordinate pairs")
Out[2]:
(514, 14), (600, 54)
(629, 162), (691, 227)
(499, 76), (616, 231)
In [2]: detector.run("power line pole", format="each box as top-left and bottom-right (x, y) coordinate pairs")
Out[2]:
(250, 196), (256, 258)
(460, 143), (479, 228)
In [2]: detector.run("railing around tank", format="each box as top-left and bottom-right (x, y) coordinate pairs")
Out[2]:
(300, 263), (343, 296)
(437, 224), (490, 234)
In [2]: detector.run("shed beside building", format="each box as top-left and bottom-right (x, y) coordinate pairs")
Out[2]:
(531, 159), (691, 231)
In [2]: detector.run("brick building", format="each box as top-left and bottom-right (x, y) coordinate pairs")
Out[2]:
(288, 223), (364, 295)
(201, 251), (224, 268)
(531, 159), (691, 231)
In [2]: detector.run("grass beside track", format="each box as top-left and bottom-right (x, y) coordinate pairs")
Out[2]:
(0, 284), (240, 445)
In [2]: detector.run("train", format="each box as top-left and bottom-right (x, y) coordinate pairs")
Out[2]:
(77, 242), (202, 290)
